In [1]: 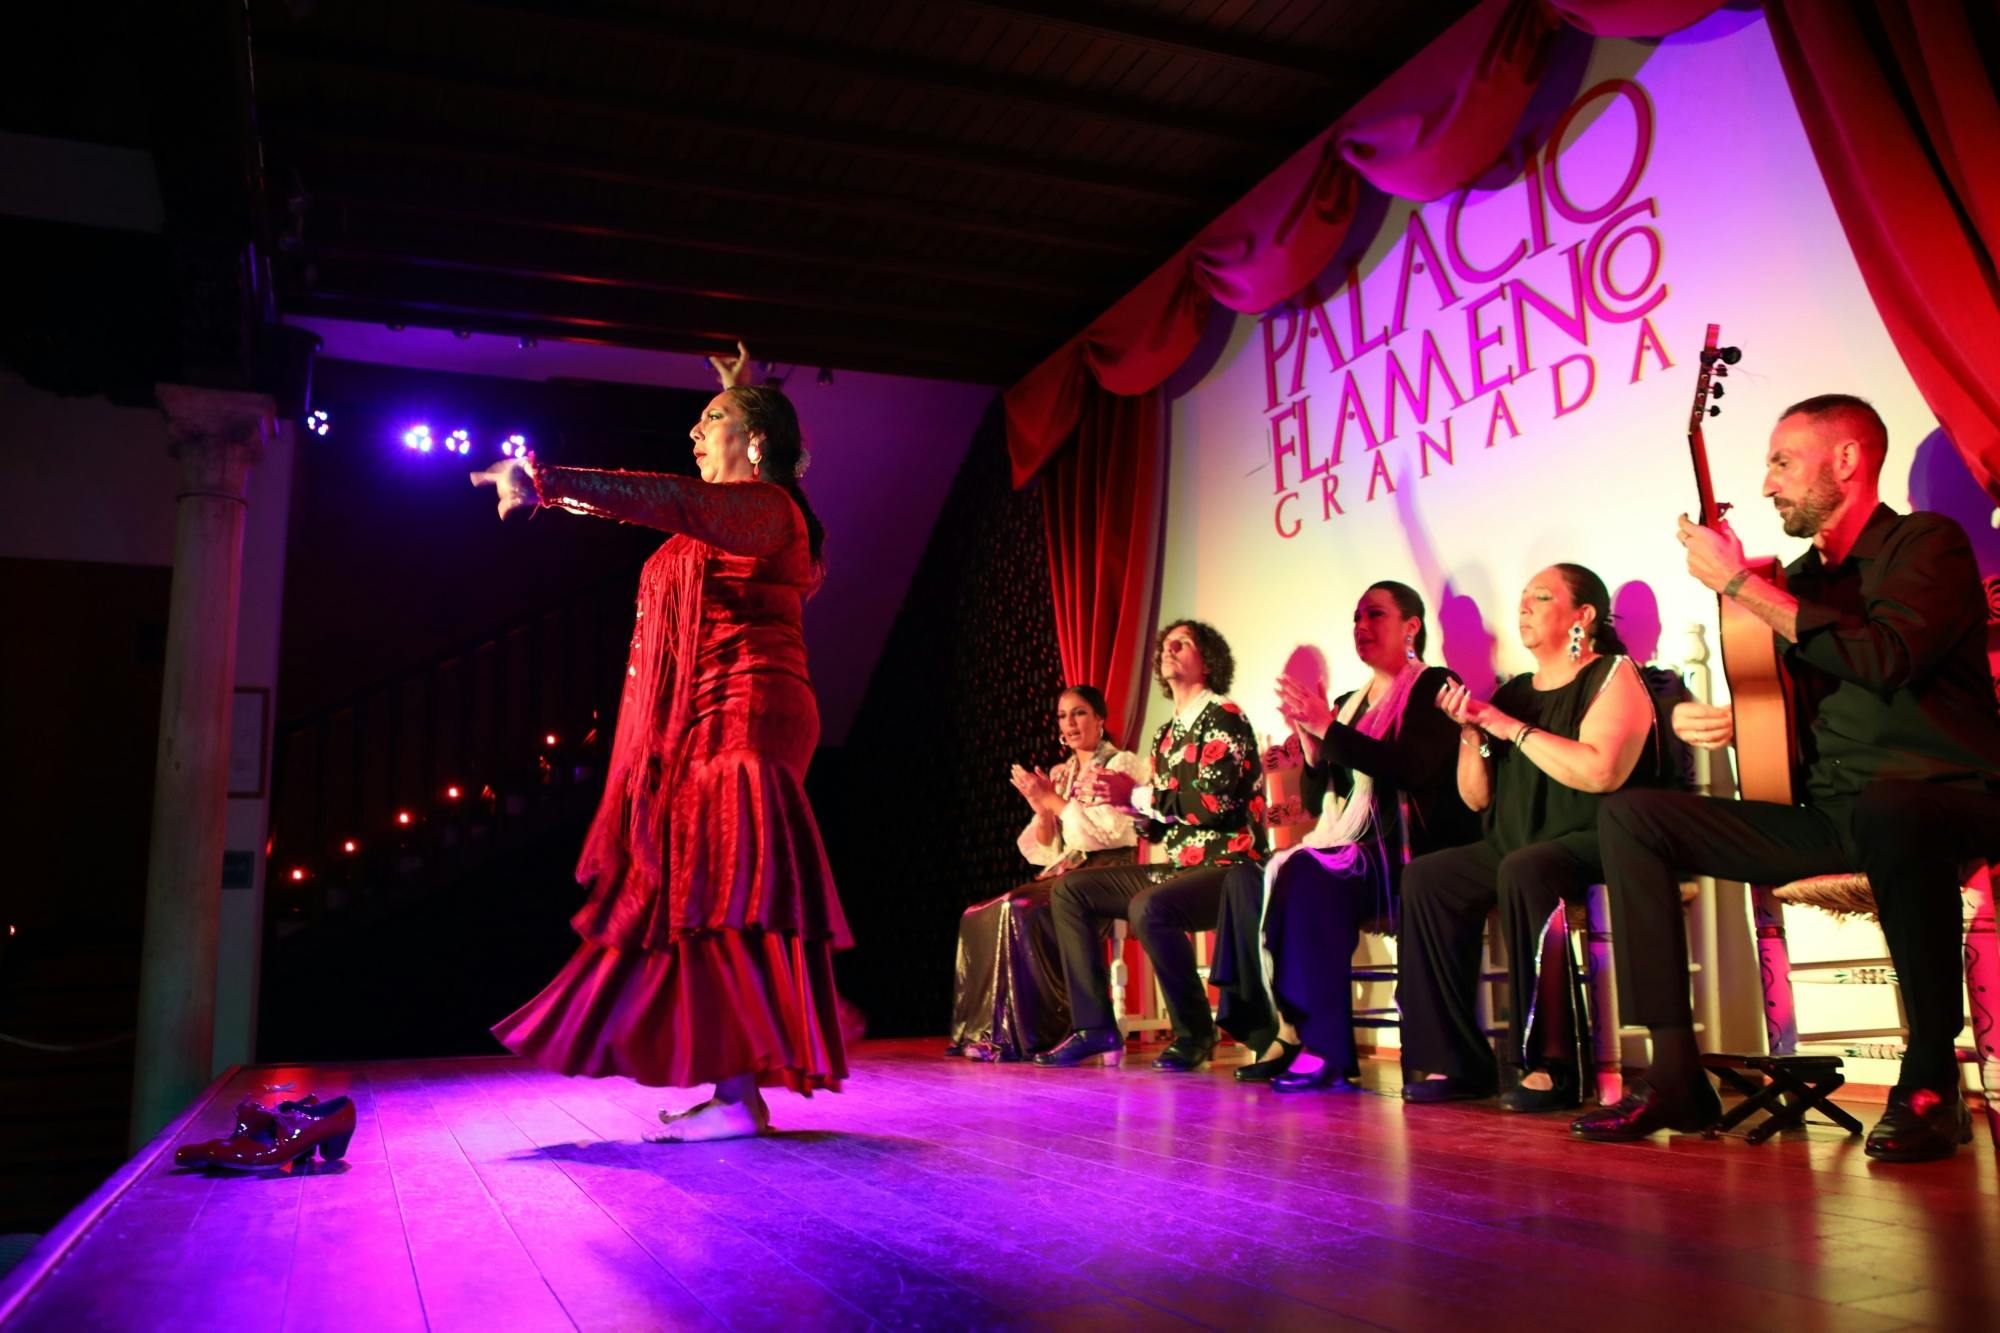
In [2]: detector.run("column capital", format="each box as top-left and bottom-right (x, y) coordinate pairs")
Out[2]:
(156, 384), (274, 498)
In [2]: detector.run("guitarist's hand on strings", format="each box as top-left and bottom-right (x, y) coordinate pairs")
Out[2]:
(1671, 701), (1735, 751)
(1677, 514), (1748, 593)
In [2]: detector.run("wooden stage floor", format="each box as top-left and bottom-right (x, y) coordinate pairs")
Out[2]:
(1, 1039), (1993, 1331)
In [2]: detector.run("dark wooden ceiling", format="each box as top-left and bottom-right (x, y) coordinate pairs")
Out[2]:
(252, 0), (1472, 384)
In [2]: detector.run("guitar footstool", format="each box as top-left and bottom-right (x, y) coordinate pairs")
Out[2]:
(1698, 1052), (1864, 1144)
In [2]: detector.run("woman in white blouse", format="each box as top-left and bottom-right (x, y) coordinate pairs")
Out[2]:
(948, 686), (1148, 1060)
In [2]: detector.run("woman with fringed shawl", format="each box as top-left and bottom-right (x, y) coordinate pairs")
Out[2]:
(1211, 582), (1477, 1091)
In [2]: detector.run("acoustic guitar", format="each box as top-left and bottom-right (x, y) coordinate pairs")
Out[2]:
(1685, 323), (1801, 805)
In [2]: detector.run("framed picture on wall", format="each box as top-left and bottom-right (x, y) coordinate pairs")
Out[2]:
(228, 686), (270, 799)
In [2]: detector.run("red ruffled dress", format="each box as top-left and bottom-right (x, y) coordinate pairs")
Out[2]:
(491, 467), (851, 1093)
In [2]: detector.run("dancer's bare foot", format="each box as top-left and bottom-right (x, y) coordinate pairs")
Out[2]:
(644, 1097), (768, 1143)
(645, 1074), (770, 1143)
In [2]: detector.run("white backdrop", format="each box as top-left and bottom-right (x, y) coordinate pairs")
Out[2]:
(1150, 11), (1942, 1073)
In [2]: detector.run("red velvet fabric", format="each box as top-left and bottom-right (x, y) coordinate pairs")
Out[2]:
(1004, 0), (1731, 488)
(1767, 0), (2000, 500)
(1041, 382), (1164, 751)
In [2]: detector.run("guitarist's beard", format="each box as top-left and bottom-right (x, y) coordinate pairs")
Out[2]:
(1776, 462), (1842, 538)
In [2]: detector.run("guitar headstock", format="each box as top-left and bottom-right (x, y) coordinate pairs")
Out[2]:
(1687, 324), (1744, 526)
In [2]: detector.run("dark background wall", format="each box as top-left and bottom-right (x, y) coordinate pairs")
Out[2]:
(814, 401), (1067, 1037)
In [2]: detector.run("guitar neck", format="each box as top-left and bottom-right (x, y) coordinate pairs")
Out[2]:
(1687, 322), (1724, 528)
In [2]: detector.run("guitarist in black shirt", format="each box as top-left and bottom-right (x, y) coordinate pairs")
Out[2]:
(1579, 394), (2000, 1160)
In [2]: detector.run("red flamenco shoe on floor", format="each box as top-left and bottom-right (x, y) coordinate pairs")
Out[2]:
(188, 1096), (357, 1171)
(174, 1094), (324, 1167)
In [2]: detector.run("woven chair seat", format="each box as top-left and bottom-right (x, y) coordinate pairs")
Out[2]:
(1773, 872), (1876, 919)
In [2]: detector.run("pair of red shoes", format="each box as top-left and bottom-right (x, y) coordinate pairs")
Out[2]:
(173, 1093), (357, 1170)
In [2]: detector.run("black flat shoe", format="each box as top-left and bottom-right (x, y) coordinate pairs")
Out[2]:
(1234, 1040), (1302, 1083)
(1570, 1076), (1721, 1141)
(1152, 1036), (1216, 1071)
(1865, 1087), (1972, 1162)
(1499, 1071), (1582, 1113)
(1401, 1075), (1495, 1104)
(1271, 1062), (1358, 1094)
(1031, 1029), (1123, 1067)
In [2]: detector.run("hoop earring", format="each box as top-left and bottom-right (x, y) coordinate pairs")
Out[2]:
(1567, 623), (1584, 663)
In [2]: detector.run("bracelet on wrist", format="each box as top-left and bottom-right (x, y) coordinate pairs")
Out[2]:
(1721, 568), (1752, 598)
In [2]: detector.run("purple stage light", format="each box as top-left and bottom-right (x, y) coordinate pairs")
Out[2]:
(402, 424), (433, 452)
(306, 409), (330, 437)
(503, 433), (528, 458)
(447, 429), (472, 456)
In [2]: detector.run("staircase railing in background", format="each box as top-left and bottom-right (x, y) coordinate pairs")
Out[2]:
(265, 566), (641, 938)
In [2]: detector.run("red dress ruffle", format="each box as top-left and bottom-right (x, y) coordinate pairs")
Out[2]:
(493, 470), (850, 1091)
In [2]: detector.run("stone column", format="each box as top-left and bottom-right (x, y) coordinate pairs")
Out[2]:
(130, 384), (272, 1148)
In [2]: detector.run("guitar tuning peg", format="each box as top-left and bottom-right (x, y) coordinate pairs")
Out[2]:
(1713, 364), (1729, 377)
(1712, 383), (1725, 398)
(1719, 346), (1743, 364)
(1708, 405), (1722, 417)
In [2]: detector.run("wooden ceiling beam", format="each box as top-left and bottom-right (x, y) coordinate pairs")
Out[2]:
(297, 241), (1080, 339)
(449, 0), (1306, 150)
(943, 0), (1386, 85)
(255, 39), (1224, 204)
(312, 193), (1104, 301)
(320, 191), (1120, 300)
(286, 293), (1030, 383)
(268, 124), (1176, 256)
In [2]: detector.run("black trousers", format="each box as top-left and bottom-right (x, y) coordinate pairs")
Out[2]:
(1600, 780), (2000, 1090)
(1212, 854), (1388, 1072)
(1050, 861), (1258, 1041)
(1396, 835), (1600, 1086)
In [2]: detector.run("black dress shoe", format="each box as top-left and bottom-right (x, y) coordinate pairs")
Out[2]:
(1151, 1036), (1216, 1071)
(1031, 1029), (1123, 1067)
(1865, 1087), (1972, 1162)
(1499, 1070), (1581, 1113)
(1234, 1039), (1302, 1083)
(1570, 1076), (1721, 1141)
(1271, 1062), (1358, 1094)
(1401, 1075), (1495, 1104)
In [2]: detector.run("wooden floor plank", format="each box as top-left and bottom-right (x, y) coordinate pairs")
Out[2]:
(4, 1041), (1993, 1332)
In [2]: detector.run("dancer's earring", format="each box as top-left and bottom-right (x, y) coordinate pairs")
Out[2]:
(747, 442), (763, 478)
(1567, 622), (1584, 663)
(1404, 632), (1417, 664)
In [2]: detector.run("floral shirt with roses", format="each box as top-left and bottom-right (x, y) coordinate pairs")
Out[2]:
(1141, 697), (1265, 869)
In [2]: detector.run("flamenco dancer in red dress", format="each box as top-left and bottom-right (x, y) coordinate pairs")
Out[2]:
(473, 347), (849, 1142)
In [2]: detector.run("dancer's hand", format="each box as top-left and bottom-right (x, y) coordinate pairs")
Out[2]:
(1010, 763), (1060, 814)
(708, 340), (754, 388)
(471, 457), (538, 519)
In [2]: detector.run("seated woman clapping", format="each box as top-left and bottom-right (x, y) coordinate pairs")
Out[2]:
(1208, 582), (1478, 1091)
(947, 686), (1146, 1060)
(1397, 564), (1661, 1111)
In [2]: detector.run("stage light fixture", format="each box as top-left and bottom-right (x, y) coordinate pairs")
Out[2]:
(403, 424), (433, 452)
(503, 433), (529, 458)
(446, 785), (461, 800)
(342, 839), (358, 854)
(290, 867), (306, 882)
(447, 428), (473, 455)
(545, 733), (558, 746)
(396, 810), (413, 826)
(306, 409), (331, 437)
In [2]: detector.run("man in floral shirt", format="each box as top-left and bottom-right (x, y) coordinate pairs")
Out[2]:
(1035, 620), (1266, 1072)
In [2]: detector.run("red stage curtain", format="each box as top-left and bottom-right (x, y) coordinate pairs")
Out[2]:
(1768, 0), (2000, 500)
(1041, 381), (1164, 752)
(1004, 0), (1732, 489)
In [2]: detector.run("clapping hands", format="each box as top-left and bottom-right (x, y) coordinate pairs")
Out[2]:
(1274, 674), (1334, 737)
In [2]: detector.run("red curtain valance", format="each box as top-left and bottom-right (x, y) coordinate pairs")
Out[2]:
(1004, 0), (1732, 488)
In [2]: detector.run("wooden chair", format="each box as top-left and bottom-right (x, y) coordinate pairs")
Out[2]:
(1746, 866), (1999, 1148)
